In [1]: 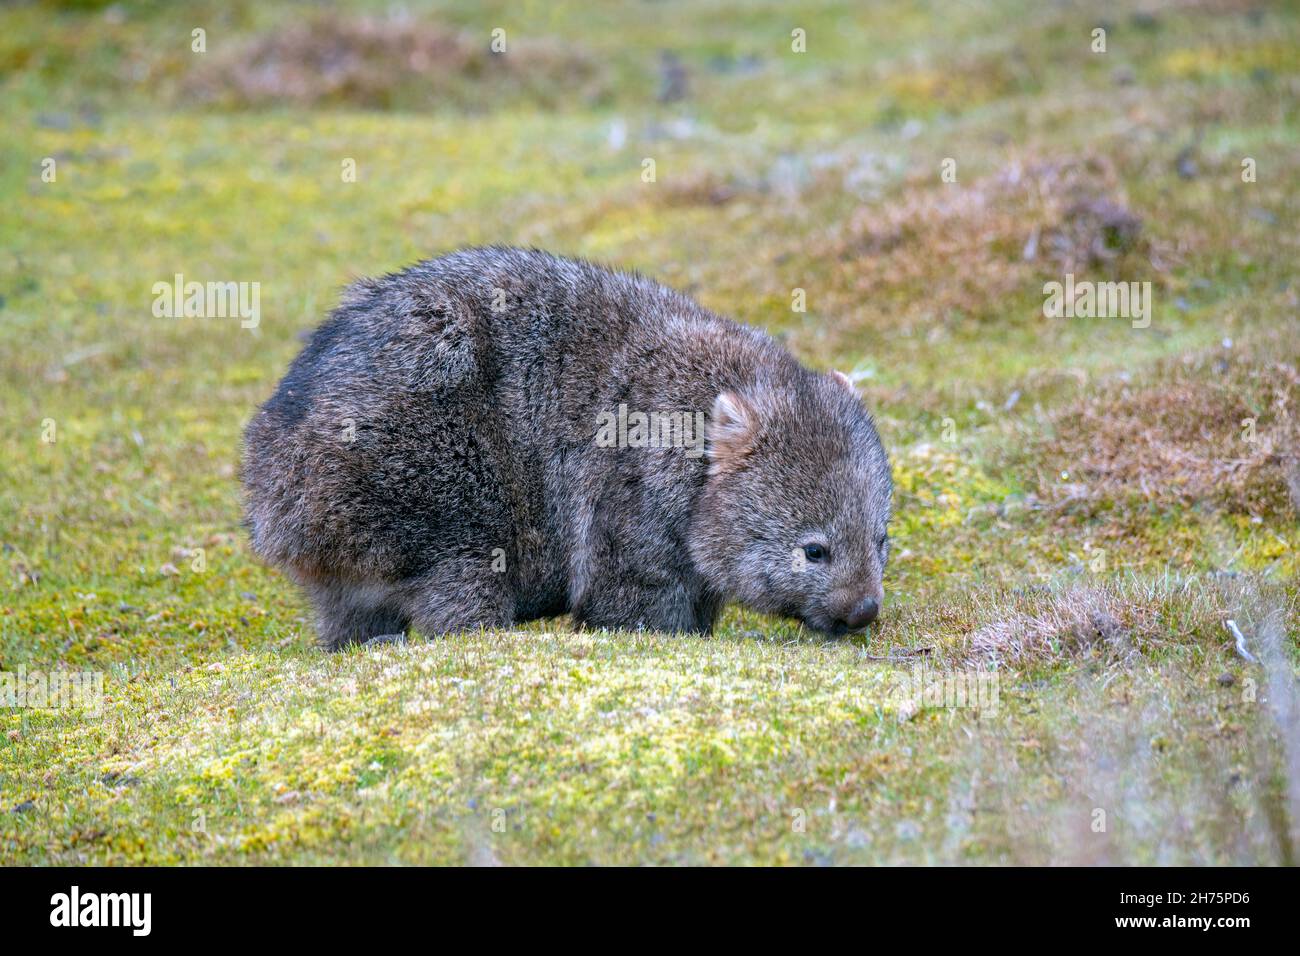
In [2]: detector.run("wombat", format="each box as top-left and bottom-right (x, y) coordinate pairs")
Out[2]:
(242, 247), (892, 649)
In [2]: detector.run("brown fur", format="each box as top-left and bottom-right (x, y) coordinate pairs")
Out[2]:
(242, 247), (892, 648)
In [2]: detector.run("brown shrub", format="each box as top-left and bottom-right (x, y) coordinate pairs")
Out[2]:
(183, 13), (607, 110)
(969, 582), (1169, 662)
(891, 575), (1295, 667)
(656, 170), (744, 208)
(821, 155), (1158, 323)
(1038, 349), (1299, 516)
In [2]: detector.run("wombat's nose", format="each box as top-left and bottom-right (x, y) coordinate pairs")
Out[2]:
(841, 597), (879, 630)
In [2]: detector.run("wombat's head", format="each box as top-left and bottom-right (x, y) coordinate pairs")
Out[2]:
(689, 370), (893, 637)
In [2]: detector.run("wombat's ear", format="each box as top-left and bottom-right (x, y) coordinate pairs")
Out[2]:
(707, 391), (757, 476)
(830, 369), (856, 393)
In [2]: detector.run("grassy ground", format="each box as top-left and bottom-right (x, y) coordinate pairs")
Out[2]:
(2, 0), (1298, 864)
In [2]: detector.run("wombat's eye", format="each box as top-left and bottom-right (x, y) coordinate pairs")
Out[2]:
(803, 543), (828, 563)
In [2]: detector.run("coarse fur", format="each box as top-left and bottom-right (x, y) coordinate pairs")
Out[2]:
(241, 247), (893, 649)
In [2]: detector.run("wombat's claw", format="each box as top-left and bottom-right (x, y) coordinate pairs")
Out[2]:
(363, 633), (408, 648)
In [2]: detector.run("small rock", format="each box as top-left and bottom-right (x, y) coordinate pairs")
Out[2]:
(1217, 673), (1236, 687)
(658, 50), (689, 103)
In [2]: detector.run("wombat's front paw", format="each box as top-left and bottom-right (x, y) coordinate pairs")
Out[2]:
(362, 632), (408, 648)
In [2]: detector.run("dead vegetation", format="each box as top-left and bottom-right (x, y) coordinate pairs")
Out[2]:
(183, 13), (608, 110)
(879, 572), (1292, 668)
(958, 575), (1298, 668)
(1033, 345), (1300, 516)
(820, 155), (1158, 326)
(656, 169), (745, 208)
(967, 578), (1211, 663)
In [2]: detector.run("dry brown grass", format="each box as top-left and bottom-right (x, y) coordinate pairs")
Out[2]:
(183, 13), (607, 110)
(968, 578), (1206, 663)
(656, 169), (746, 208)
(881, 573), (1291, 667)
(819, 155), (1159, 326)
(1034, 346), (1300, 516)
(962, 574), (1298, 664)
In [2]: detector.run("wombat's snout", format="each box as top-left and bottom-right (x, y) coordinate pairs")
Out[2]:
(838, 596), (880, 631)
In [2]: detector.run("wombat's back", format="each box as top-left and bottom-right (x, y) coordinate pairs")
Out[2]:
(240, 247), (731, 587)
